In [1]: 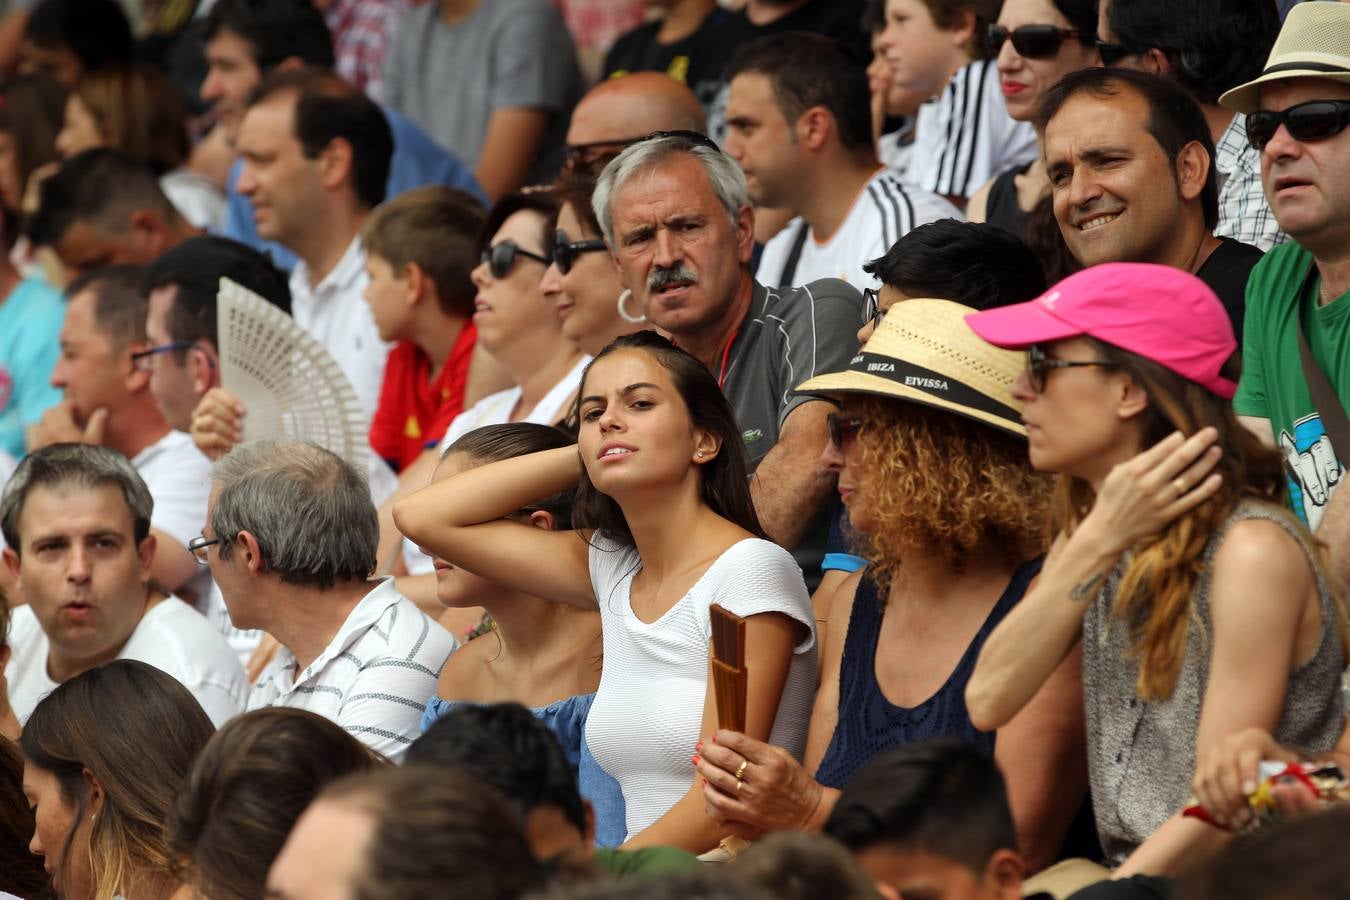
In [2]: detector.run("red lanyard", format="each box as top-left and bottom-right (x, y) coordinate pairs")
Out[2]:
(717, 326), (740, 389)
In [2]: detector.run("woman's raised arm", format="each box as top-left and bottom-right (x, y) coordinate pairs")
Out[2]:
(392, 446), (597, 608)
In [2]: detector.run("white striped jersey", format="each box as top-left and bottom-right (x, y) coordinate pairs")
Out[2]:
(755, 168), (963, 290)
(248, 578), (456, 760)
(908, 59), (1038, 201)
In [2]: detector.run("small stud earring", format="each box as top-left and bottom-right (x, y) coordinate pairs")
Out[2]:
(696, 451), (705, 458)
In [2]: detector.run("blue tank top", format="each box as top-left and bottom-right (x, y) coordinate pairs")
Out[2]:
(421, 693), (628, 847)
(814, 557), (1044, 789)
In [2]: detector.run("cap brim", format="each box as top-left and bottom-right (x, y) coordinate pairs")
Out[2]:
(796, 370), (1026, 439)
(1221, 70), (1350, 115)
(964, 300), (1083, 350)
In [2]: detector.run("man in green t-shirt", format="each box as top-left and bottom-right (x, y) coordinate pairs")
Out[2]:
(1218, 3), (1350, 578)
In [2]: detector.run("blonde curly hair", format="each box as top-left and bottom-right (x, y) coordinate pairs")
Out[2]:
(849, 397), (1052, 592)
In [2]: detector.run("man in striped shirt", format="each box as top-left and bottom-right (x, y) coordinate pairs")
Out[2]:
(205, 440), (455, 760)
(724, 32), (959, 291)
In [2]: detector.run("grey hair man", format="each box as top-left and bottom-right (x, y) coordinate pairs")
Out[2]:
(1, 443), (246, 726)
(593, 133), (863, 584)
(204, 440), (455, 758)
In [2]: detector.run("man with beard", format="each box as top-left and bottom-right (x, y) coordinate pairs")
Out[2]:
(594, 132), (862, 583)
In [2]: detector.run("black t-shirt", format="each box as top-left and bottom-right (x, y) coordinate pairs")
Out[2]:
(739, 0), (870, 62)
(602, 8), (751, 114)
(1195, 236), (1264, 344)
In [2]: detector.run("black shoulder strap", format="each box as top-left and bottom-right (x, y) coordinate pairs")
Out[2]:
(777, 220), (811, 289)
(1295, 262), (1350, 462)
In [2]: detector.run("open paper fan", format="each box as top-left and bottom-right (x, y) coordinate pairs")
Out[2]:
(217, 277), (369, 470)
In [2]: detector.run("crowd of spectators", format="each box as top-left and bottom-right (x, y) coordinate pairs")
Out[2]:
(1, 0), (1350, 898)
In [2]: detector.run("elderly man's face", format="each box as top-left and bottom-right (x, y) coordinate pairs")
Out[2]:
(1256, 78), (1350, 254)
(608, 154), (755, 340)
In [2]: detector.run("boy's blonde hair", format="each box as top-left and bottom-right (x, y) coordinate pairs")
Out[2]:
(361, 186), (486, 318)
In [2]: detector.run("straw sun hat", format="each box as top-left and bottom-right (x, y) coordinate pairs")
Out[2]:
(1220, 1), (1350, 114)
(796, 297), (1027, 439)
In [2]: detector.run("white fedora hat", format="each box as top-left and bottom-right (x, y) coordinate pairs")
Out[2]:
(1221, 1), (1350, 114)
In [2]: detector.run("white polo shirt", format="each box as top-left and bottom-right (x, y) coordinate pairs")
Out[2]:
(5, 596), (248, 727)
(756, 168), (962, 290)
(248, 577), (456, 760)
(288, 238), (392, 424)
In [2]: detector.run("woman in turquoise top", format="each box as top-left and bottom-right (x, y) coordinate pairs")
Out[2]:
(417, 422), (624, 844)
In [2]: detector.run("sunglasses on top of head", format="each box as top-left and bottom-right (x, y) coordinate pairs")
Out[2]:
(553, 229), (608, 275)
(1245, 100), (1350, 152)
(987, 24), (1089, 59)
(481, 240), (551, 279)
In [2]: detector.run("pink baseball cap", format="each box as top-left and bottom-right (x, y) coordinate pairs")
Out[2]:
(965, 263), (1238, 399)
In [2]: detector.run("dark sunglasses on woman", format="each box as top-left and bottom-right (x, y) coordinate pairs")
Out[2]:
(1245, 100), (1350, 151)
(987, 23), (1088, 59)
(826, 412), (864, 450)
(553, 229), (608, 275)
(482, 240), (551, 279)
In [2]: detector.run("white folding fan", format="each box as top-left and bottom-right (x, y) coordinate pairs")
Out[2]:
(216, 277), (369, 470)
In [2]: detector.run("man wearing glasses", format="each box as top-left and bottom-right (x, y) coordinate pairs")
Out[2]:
(0, 444), (245, 727)
(1218, 2), (1350, 585)
(24, 267), (212, 602)
(1096, 0), (1284, 250)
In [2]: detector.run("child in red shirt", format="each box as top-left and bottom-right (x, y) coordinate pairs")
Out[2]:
(362, 186), (486, 471)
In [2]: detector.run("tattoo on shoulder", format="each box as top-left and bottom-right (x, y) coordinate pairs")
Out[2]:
(1069, 572), (1106, 604)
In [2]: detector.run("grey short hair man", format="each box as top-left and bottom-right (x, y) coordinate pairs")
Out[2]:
(592, 133), (863, 586)
(1, 443), (246, 726)
(205, 440), (455, 758)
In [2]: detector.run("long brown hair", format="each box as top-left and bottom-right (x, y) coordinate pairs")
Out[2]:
(166, 707), (383, 900)
(0, 736), (55, 899)
(73, 64), (190, 175)
(20, 660), (215, 900)
(1057, 342), (1319, 700)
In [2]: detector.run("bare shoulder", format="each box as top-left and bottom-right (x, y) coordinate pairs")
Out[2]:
(436, 631), (497, 697)
(1213, 517), (1313, 580)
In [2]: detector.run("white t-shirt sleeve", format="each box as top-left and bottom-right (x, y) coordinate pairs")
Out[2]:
(696, 540), (815, 654)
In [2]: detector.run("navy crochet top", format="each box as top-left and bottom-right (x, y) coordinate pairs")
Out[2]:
(814, 556), (1044, 789)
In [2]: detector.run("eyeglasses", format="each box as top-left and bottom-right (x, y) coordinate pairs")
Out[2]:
(1025, 344), (1117, 393)
(987, 24), (1087, 59)
(1245, 100), (1350, 152)
(563, 136), (646, 173)
(131, 340), (197, 372)
(481, 240), (551, 279)
(187, 534), (219, 565)
(1095, 40), (1149, 66)
(826, 412), (864, 450)
(553, 229), (608, 275)
(862, 288), (885, 331)
(636, 129), (722, 153)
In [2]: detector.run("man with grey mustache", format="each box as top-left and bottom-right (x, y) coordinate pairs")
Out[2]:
(593, 132), (863, 586)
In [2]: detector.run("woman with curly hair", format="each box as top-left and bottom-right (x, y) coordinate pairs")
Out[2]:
(695, 298), (1087, 873)
(965, 264), (1347, 878)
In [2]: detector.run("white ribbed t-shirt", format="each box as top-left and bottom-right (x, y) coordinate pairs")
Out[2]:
(583, 535), (817, 840)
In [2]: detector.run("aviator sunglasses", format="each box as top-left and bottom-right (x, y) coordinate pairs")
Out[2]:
(553, 229), (608, 275)
(987, 24), (1088, 59)
(482, 240), (551, 279)
(1245, 100), (1350, 151)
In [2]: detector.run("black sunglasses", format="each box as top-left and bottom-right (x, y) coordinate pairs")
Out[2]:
(1025, 344), (1117, 393)
(1095, 39), (1153, 66)
(553, 229), (608, 275)
(637, 129), (722, 153)
(1246, 100), (1350, 152)
(987, 24), (1088, 59)
(826, 412), (864, 450)
(481, 240), (551, 279)
(862, 287), (885, 331)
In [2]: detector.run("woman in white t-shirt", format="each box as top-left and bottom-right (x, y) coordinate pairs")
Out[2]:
(396, 331), (816, 854)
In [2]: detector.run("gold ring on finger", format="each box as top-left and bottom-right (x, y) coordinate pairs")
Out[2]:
(735, 778), (743, 794)
(735, 760), (748, 781)
(1173, 477), (1188, 496)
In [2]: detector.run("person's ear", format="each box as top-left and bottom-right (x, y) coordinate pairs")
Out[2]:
(192, 344), (220, 394)
(1141, 47), (1172, 75)
(526, 509), (558, 532)
(129, 210), (170, 255)
(947, 9), (977, 53)
(1175, 140), (1211, 204)
(3, 547), (20, 582)
(318, 137), (355, 192)
(403, 262), (427, 308)
(275, 55), (306, 73)
(137, 531), (157, 581)
(983, 848), (1025, 899)
(692, 428), (722, 464)
(124, 342), (152, 392)
(236, 530), (266, 575)
(735, 204), (756, 265)
(797, 106), (832, 153)
(81, 768), (106, 819)
(1114, 371), (1151, 422)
